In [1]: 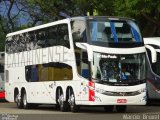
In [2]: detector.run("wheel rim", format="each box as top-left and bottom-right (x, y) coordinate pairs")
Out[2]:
(58, 90), (64, 109)
(69, 94), (75, 109)
(15, 94), (18, 103)
(15, 94), (20, 106)
(59, 95), (64, 108)
(23, 93), (27, 107)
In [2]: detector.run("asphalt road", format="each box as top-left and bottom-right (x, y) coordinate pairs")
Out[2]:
(0, 102), (160, 120)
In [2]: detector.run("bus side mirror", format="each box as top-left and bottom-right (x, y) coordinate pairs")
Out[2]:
(145, 45), (157, 63)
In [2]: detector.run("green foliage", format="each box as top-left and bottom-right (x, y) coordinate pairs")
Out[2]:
(113, 0), (160, 36)
(0, 0), (159, 52)
(0, 24), (5, 51)
(114, 0), (160, 16)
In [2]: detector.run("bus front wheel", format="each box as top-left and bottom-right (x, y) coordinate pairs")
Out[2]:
(116, 105), (127, 112)
(104, 105), (114, 112)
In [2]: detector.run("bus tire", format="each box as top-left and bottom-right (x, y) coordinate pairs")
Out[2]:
(68, 89), (79, 112)
(14, 93), (23, 109)
(22, 90), (30, 109)
(30, 104), (39, 109)
(116, 105), (127, 113)
(57, 88), (69, 112)
(14, 90), (23, 109)
(146, 92), (151, 105)
(104, 105), (114, 112)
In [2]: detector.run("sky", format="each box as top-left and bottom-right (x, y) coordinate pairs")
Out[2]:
(0, 1), (31, 26)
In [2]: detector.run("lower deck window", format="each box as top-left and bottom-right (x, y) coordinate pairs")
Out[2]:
(25, 62), (73, 82)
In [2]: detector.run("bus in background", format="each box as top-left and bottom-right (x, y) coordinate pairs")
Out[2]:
(5, 16), (147, 113)
(0, 52), (5, 100)
(144, 37), (160, 104)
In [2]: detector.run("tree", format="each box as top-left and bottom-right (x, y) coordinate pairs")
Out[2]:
(0, 0), (47, 51)
(113, 0), (160, 36)
(0, 0), (159, 51)
(33, 0), (85, 19)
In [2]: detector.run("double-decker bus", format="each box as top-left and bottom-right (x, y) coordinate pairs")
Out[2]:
(0, 52), (5, 100)
(5, 16), (147, 112)
(144, 37), (160, 104)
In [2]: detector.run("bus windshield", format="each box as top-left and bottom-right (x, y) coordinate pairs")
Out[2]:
(92, 52), (146, 85)
(89, 20), (142, 43)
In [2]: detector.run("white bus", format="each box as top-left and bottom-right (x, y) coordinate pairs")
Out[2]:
(144, 37), (160, 104)
(0, 52), (5, 100)
(5, 16), (147, 112)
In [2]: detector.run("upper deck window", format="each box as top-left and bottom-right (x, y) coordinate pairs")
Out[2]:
(89, 20), (142, 43)
(5, 23), (70, 54)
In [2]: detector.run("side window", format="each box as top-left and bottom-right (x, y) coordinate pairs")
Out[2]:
(25, 62), (73, 82)
(71, 20), (89, 79)
(49, 62), (73, 81)
(57, 24), (70, 48)
(26, 65), (39, 82)
(47, 26), (57, 47)
(71, 20), (87, 43)
(6, 36), (13, 54)
(12, 35), (18, 53)
(75, 50), (89, 79)
(37, 29), (47, 48)
(26, 32), (35, 50)
(152, 52), (160, 76)
(6, 24), (70, 54)
(81, 51), (89, 79)
(17, 33), (26, 52)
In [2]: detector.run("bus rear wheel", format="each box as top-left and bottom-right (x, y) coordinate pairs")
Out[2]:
(57, 88), (69, 112)
(68, 89), (79, 112)
(22, 90), (30, 109)
(116, 105), (127, 112)
(14, 93), (23, 109)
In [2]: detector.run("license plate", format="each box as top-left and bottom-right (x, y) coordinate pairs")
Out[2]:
(117, 99), (127, 103)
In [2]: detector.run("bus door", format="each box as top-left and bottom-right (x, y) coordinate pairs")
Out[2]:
(75, 48), (90, 101)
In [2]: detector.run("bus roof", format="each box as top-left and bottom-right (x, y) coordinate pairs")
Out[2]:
(71, 16), (134, 21)
(144, 37), (160, 46)
(6, 18), (70, 37)
(6, 16), (135, 37)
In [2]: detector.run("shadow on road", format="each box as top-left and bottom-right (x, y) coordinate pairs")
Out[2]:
(28, 103), (160, 114)
(1, 102), (160, 114)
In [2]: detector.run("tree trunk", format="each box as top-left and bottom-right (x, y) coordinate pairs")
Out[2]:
(7, 0), (15, 32)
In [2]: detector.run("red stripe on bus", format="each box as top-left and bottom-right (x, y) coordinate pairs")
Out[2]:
(89, 81), (95, 101)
